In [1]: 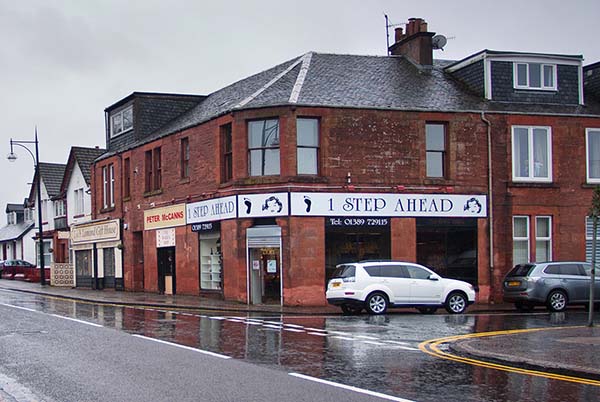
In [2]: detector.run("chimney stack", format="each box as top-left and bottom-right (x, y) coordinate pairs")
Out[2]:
(388, 17), (435, 66)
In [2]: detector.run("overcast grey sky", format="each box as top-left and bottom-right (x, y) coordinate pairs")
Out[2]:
(1, 0), (599, 225)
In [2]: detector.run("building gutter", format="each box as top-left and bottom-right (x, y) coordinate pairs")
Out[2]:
(481, 112), (494, 277)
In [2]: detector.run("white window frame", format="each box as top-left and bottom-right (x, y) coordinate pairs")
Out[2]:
(110, 105), (133, 138)
(513, 62), (557, 91)
(7, 212), (16, 225)
(53, 200), (66, 217)
(513, 216), (530, 265)
(296, 118), (320, 175)
(586, 128), (600, 184)
(102, 165), (115, 209)
(511, 126), (552, 182)
(535, 216), (552, 262)
(74, 188), (85, 215)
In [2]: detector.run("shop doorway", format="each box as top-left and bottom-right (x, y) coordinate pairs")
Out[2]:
(246, 225), (282, 305)
(157, 247), (176, 295)
(249, 247), (281, 304)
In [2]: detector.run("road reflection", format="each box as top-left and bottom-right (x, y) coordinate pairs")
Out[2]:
(1, 290), (598, 402)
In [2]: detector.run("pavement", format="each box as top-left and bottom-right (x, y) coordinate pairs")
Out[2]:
(0, 279), (599, 382)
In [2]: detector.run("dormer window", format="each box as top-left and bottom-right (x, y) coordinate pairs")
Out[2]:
(110, 105), (133, 137)
(7, 212), (16, 225)
(514, 62), (556, 90)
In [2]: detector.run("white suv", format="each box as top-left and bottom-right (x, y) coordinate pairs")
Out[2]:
(326, 260), (476, 315)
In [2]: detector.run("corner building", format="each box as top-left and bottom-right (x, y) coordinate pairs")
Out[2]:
(92, 18), (600, 306)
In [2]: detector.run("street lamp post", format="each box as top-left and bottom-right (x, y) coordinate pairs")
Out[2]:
(7, 130), (46, 286)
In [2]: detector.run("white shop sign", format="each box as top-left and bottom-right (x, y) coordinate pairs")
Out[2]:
(156, 228), (176, 248)
(187, 196), (237, 224)
(237, 192), (288, 218)
(290, 192), (487, 218)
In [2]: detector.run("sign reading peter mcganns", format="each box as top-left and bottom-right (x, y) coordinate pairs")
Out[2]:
(290, 193), (487, 218)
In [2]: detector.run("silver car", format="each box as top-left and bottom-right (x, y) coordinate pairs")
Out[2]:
(502, 261), (600, 312)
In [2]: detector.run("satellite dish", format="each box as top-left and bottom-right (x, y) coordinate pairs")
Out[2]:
(432, 34), (447, 50)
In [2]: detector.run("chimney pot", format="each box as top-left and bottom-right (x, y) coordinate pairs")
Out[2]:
(394, 27), (404, 42)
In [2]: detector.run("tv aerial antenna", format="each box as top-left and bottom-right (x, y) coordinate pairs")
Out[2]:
(384, 14), (403, 55)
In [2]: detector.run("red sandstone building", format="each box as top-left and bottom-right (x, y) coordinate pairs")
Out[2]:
(89, 18), (600, 306)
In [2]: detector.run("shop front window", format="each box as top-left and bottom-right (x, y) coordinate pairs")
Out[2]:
(75, 250), (92, 277)
(199, 234), (221, 290)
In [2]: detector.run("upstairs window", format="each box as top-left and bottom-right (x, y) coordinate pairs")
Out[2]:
(102, 164), (115, 209)
(7, 212), (16, 225)
(74, 188), (85, 215)
(145, 147), (162, 193)
(512, 126), (552, 182)
(297, 118), (319, 175)
(110, 105), (133, 137)
(53, 200), (66, 217)
(514, 63), (556, 90)
(24, 208), (34, 222)
(426, 123), (446, 178)
(221, 124), (233, 182)
(248, 119), (280, 176)
(180, 137), (190, 179)
(586, 128), (600, 183)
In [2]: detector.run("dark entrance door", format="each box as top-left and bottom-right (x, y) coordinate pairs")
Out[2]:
(157, 247), (176, 295)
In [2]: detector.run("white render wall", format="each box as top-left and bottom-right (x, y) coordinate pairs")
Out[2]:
(66, 162), (92, 226)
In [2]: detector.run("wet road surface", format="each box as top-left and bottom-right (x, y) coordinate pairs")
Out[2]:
(1, 288), (599, 402)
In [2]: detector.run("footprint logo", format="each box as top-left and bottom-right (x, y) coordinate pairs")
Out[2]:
(304, 196), (312, 213)
(244, 198), (252, 214)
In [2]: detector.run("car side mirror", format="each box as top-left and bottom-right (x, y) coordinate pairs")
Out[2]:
(428, 275), (439, 281)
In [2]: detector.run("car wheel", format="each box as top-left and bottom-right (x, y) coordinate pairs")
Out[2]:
(365, 292), (388, 315)
(445, 292), (468, 314)
(515, 301), (534, 312)
(341, 304), (363, 315)
(547, 290), (568, 312)
(417, 307), (437, 314)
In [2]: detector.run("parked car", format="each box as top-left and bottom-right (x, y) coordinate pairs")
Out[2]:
(0, 260), (4, 278)
(0, 259), (48, 283)
(502, 261), (600, 312)
(326, 260), (476, 315)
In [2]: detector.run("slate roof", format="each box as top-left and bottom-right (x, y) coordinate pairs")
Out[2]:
(38, 163), (67, 198)
(0, 221), (34, 243)
(61, 147), (107, 191)
(100, 51), (600, 158)
(5, 204), (23, 213)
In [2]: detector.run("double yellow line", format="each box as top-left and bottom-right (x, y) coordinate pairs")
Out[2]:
(419, 326), (600, 386)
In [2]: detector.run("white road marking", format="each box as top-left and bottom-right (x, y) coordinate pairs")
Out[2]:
(264, 324), (283, 330)
(51, 314), (103, 327)
(289, 373), (415, 402)
(355, 335), (379, 340)
(332, 336), (354, 341)
(362, 341), (386, 346)
(132, 335), (231, 359)
(283, 328), (305, 333)
(0, 303), (37, 313)
(307, 332), (329, 337)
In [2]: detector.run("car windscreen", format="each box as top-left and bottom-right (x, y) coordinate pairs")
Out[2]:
(506, 264), (535, 277)
(331, 265), (356, 279)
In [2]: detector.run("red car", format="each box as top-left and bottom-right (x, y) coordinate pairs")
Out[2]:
(0, 259), (49, 282)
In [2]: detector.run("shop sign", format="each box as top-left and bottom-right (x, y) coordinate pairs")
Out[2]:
(191, 221), (221, 232)
(290, 192), (487, 218)
(187, 196), (236, 224)
(237, 192), (288, 218)
(71, 219), (120, 245)
(156, 228), (176, 248)
(326, 217), (390, 228)
(144, 204), (186, 230)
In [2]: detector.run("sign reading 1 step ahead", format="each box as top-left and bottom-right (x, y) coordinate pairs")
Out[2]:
(290, 192), (487, 218)
(237, 192), (289, 218)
